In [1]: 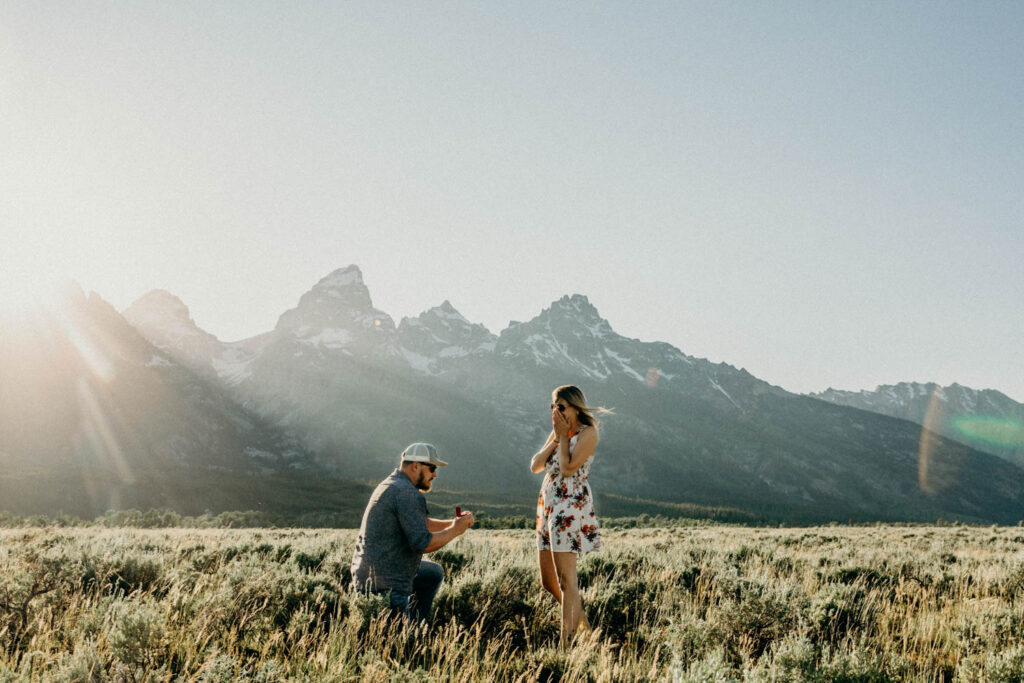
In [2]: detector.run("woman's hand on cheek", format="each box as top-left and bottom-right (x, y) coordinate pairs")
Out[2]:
(552, 409), (570, 439)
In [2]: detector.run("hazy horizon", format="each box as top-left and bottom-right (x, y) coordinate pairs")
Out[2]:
(3, 2), (1022, 401)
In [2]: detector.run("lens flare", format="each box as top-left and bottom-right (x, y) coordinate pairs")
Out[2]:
(918, 386), (956, 496)
(951, 416), (1024, 450)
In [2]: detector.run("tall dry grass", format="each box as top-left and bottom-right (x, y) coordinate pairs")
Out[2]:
(1, 523), (1023, 681)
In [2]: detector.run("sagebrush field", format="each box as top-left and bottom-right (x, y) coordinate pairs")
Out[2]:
(2, 523), (1024, 681)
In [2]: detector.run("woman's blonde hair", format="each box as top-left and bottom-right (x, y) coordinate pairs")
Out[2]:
(553, 385), (610, 428)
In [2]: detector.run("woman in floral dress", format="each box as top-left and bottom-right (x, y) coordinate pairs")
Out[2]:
(530, 385), (603, 646)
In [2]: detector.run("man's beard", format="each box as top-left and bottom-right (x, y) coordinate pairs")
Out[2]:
(416, 471), (432, 492)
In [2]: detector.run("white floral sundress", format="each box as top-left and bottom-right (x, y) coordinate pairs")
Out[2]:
(536, 426), (602, 554)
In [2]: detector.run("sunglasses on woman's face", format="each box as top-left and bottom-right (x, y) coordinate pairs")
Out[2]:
(550, 403), (567, 413)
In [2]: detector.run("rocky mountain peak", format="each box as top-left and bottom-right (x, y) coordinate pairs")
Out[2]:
(299, 265), (373, 310)
(398, 301), (496, 373)
(316, 265), (365, 289)
(414, 301), (491, 334)
(436, 300), (461, 317)
(123, 290), (218, 346)
(274, 267), (397, 353)
(549, 294), (603, 322)
(507, 294), (615, 343)
(125, 289), (194, 325)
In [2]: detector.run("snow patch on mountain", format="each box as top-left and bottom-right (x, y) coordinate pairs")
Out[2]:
(397, 300), (497, 375)
(299, 328), (354, 349)
(401, 348), (434, 374)
(604, 348), (645, 382)
(212, 347), (257, 385)
(707, 375), (741, 410)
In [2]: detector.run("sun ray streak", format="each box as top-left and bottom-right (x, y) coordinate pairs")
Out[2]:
(57, 313), (115, 382)
(76, 378), (135, 484)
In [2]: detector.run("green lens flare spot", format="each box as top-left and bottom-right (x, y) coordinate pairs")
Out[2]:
(951, 416), (1024, 449)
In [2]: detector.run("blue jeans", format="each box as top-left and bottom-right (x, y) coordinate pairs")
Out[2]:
(388, 560), (444, 622)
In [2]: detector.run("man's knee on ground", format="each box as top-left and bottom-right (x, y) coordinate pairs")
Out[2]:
(419, 561), (444, 581)
(418, 559), (445, 587)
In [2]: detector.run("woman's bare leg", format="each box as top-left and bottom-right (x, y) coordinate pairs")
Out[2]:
(538, 549), (562, 604)
(552, 551), (585, 647)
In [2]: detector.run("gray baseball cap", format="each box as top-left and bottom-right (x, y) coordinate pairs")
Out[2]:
(400, 442), (448, 466)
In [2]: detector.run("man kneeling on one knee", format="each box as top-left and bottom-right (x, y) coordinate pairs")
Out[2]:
(350, 443), (474, 621)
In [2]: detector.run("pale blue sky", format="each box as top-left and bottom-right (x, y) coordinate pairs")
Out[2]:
(2, 2), (1022, 400)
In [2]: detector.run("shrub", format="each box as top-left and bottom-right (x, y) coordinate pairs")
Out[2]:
(431, 549), (471, 579)
(578, 550), (649, 587)
(191, 550), (224, 574)
(528, 648), (568, 683)
(1000, 564), (1024, 598)
(670, 648), (735, 682)
(253, 659), (287, 683)
(586, 575), (659, 644)
(0, 552), (73, 646)
(761, 635), (817, 680)
(716, 583), (803, 659)
(729, 545), (758, 565)
(826, 566), (890, 590)
(270, 576), (342, 631)
(433, 565), (536, 643)
(809, 584), (868, 643)
(343, 590), (392, 641)
(54, 638), (110, 683)
(108, 600), (167, 671)
(105, 556), (164, 595)
(815, 645), (894, 682)
(987, 647), (1024, 683)
(197, 652), (245, 683)
(667, 618), (723, 668)
(293, 549), (327, 572)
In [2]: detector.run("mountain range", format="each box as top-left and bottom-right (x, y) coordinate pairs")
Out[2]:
(0, 287), (313, 516)
(810, 383), (1024, 468)
(2, 266), (1022, 524)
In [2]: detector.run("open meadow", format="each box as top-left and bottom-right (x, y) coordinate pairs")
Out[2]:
(2, 523), (1024, 681)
